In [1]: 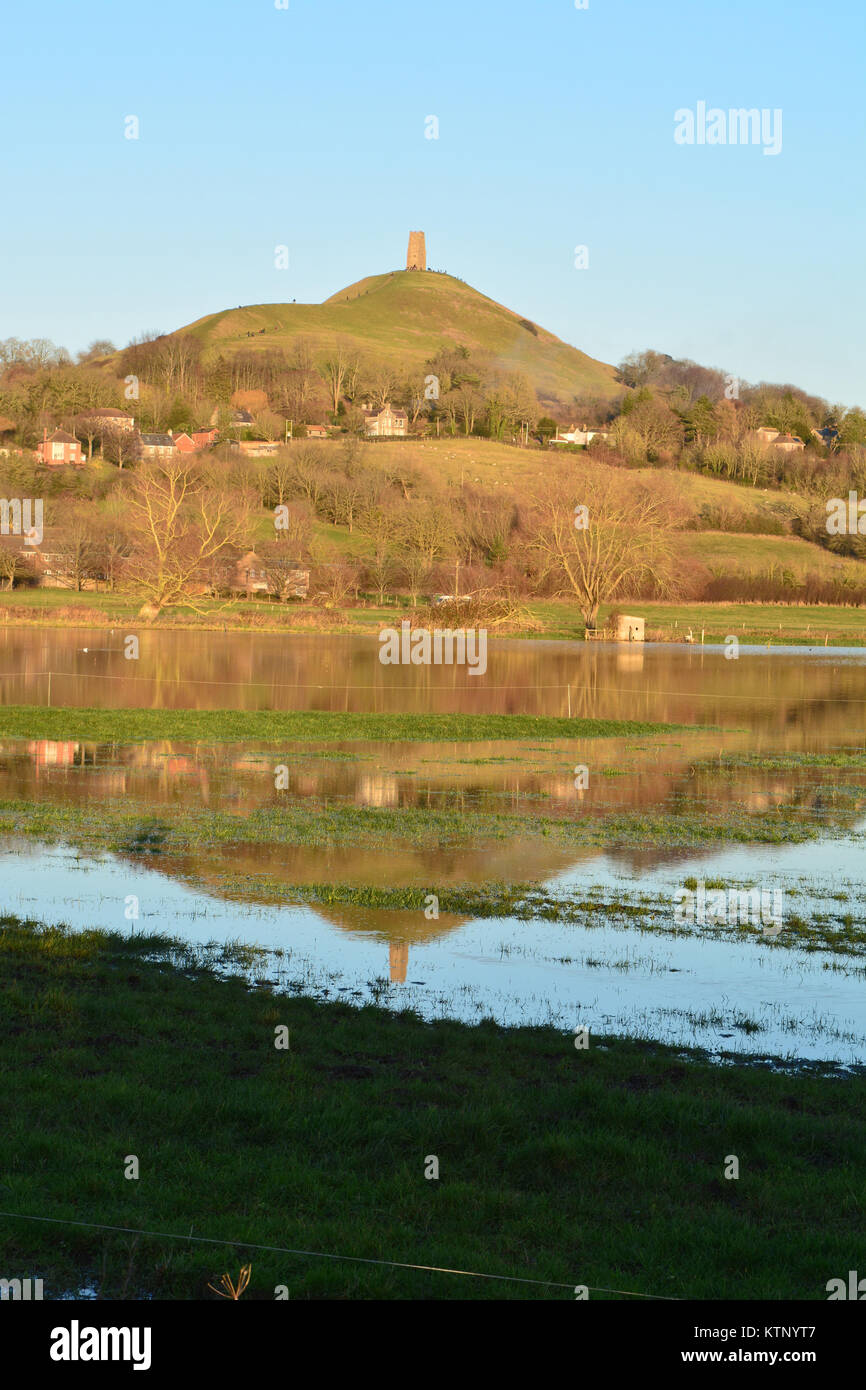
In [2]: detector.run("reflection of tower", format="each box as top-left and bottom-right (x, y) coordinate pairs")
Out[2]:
(406, 231), (426, 271)
(389, 941), (408, 984)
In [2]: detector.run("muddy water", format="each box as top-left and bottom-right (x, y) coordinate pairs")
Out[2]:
(2, 625), (866, 731)
(2, 629), (866, 1063)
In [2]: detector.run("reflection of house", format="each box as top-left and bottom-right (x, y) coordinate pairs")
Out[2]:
(355, 774), (399, 806)
(36, 428), (85, 467)
(27, 739), (79, 769)
(363, 403), (408, 438)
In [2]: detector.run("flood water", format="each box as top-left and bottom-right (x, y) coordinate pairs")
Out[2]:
(2, 627), (866, 1065)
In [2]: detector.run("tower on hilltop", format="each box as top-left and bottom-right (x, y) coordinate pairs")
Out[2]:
(406, 231), (426, 271)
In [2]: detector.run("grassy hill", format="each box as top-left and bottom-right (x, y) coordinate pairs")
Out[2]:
(177, 270), (620, 407)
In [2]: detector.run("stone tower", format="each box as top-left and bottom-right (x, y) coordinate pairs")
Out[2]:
(406, 230), (426, 271)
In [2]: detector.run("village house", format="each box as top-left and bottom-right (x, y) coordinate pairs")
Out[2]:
(229, 439), (280, 457)
(192, 427), (219, 448)
(551, 424), (610, 447)
(0, 528), (103, 589)
(77, 407), (136, 432)
(172, 432), (198, 453)
(363, 403), (408, 438)
(36, 427), (85, 467)
(771, 433), (806, 453)
(233, 550), (309, 598)
(755, 426), (805, 452)
(304, 424), (329, 440)
(138, 433), (179, 460)
(813, 426), (839, 449)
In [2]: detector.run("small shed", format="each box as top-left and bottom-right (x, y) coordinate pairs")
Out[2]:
(615, 614), (644, 643)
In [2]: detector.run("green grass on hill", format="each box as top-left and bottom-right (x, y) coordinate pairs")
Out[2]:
(682, 531), (866, 583)
(176, 270), (620, 404)
(0, 916), (861, 1300)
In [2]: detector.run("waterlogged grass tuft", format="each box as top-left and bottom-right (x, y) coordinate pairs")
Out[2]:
(0, 706), (692, 745)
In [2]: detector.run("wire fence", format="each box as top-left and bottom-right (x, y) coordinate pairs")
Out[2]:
(0, 666), (863, 703)
(0, 1209), (679, 1299)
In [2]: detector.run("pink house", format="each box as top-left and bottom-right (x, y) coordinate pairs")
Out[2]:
(36, 428), (84, 467)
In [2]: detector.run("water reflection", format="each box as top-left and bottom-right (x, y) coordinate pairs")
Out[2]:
(2, 628), (866, 732)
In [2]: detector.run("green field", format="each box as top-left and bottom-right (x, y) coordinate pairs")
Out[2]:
(1, 915), (861, 1301)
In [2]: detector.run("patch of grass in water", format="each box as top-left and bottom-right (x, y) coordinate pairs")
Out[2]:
(0, 706), (692, 745)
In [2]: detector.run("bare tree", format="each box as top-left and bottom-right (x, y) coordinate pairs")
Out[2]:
(527, 467), (677, 628)
(51, 505), (102, 592)
(124, 456), (253, 616)
(258, 539), (310, 602)
(318, 340), (356, 416)
(101, 422), (137, 470)
(0, 541), (31, 590)
(364, 359), (402, 411)
(399, 499), (456, 566)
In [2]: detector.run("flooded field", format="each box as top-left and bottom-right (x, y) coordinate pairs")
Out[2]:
(2, 629), (866, 1066)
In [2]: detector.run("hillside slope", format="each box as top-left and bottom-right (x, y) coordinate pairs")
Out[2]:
(177, 270), (620, 406)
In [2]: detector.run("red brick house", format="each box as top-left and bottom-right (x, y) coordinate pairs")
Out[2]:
(36, 428), (85, 467)
(192, 427), (219, 448)
(172, 433), (198, 453)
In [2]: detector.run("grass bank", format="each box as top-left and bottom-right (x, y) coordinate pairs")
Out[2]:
(0, 916), (862, 1300)
(3, 590), (866, 645)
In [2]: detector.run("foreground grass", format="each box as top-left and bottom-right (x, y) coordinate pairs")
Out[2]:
(0, 706), (685, 744)
(0, 916), (862, 1301)
(0, 791), (852, 859)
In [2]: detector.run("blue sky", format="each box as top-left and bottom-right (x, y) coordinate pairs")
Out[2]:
(2, 0), (863, 404)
